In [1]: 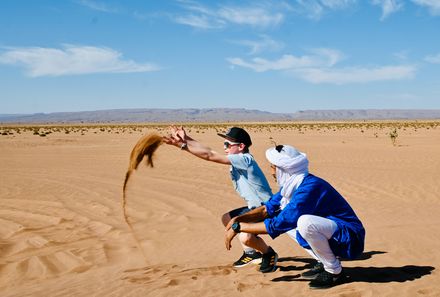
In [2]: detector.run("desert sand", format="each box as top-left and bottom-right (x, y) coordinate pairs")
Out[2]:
(1, 122), (439, 297)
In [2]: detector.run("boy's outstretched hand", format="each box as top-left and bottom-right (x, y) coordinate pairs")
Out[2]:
(163, 126), (187, 147)
(170, 125), (187, 142)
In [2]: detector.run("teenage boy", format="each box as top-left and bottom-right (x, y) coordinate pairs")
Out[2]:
(163, 126), (277, 272)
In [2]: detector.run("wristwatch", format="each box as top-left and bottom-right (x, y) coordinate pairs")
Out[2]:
(231, 221), (241, 233)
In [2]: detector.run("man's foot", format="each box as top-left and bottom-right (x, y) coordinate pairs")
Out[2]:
(309, 270), (345, 289)
(233, 251), (262, 268)
(259, 247), (278, 273)
(301, 262), (324, 279)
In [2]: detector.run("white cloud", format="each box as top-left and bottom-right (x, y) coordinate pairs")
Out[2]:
(227, 54), (320, 72)
(227, 48), (344, 72)
(393, 50), (410, 61)
(371, 0), (404, 20)
(321, 0), (357, 9)
(294, 0), (357, 20)
(294, 1), (325, 20)
(174, 0), (223, 29)
(298, 65), (416, 84)
(231, 35), (284, 55)
(227, 49), (416, 84)
(176, 0), (213, 15)
(217, 6), (283, 27)
(75, 0), (118, 13)
(424, 53), (440, 63)
(293, 0), (440, 20)
(0, 45), (159, 77)
(175, 14), (224, 29)
(411, 0), (440, 15)
(307, 48), (344, 66)
(174, 1), (284, 29)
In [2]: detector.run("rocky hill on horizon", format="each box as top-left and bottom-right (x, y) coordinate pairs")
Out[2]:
(1, 108), (440, 124)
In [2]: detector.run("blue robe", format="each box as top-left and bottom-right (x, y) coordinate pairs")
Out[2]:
(264, 174), (365, 259)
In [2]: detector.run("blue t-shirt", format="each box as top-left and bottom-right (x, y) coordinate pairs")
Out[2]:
(264, 174), (365, 259)
(228, 153), (272, 208)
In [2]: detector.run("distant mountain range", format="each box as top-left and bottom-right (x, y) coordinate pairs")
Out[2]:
(1, 108), (440, 124)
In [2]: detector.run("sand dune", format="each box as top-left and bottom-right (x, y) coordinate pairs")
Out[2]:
(0, 123), (439, 296)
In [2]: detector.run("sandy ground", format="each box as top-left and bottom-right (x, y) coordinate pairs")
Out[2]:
(1, 123), (439, 297)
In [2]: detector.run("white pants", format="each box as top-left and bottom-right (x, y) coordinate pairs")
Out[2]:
(287, 214), (342, 274)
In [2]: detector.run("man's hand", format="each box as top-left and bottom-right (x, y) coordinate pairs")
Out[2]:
(225, 228), (237, 250)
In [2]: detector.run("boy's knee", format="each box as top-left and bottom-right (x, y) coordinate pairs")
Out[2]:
(221, 213), (231, 226)
(238, 232), (253, 245)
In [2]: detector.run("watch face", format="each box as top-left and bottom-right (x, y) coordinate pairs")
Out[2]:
(232, 222), (240, 232)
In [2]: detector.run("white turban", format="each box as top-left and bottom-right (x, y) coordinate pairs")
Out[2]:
(266, 145), (309, 208)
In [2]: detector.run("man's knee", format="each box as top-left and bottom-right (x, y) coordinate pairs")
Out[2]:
(297, 215), (316, 238)
(297, 215), (337, 240)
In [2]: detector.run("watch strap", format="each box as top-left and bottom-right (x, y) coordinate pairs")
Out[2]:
(232, 221), (241, 233)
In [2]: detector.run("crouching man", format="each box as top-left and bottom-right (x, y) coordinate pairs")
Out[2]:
(225, 144), (365, 289)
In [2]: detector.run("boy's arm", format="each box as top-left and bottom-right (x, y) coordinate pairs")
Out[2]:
(163, 126), (230, 164)
(185, 138), (230, 164)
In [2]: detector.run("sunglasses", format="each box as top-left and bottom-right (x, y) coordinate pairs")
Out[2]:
(224, 141), (240, 149)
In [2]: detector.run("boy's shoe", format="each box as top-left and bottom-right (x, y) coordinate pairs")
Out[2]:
(309, 270), (345, 289)
(259, 247), (278, 273)
(233, 251), (262, 267)
(301, 262), (324, 279)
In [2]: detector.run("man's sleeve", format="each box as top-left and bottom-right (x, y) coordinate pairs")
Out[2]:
(264, 189), (316, 239)
(264, 190), (283, 217)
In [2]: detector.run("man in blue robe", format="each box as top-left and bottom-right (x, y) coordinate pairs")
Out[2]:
(225, 144), (365, 289)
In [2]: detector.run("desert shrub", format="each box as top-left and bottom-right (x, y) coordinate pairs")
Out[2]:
(389, 129), (398, 146)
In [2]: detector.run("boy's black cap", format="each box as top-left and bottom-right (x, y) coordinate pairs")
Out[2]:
(217, 127), (252, 146)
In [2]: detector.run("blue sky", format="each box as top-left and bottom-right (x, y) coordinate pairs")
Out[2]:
(1, 0), (440, 114)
